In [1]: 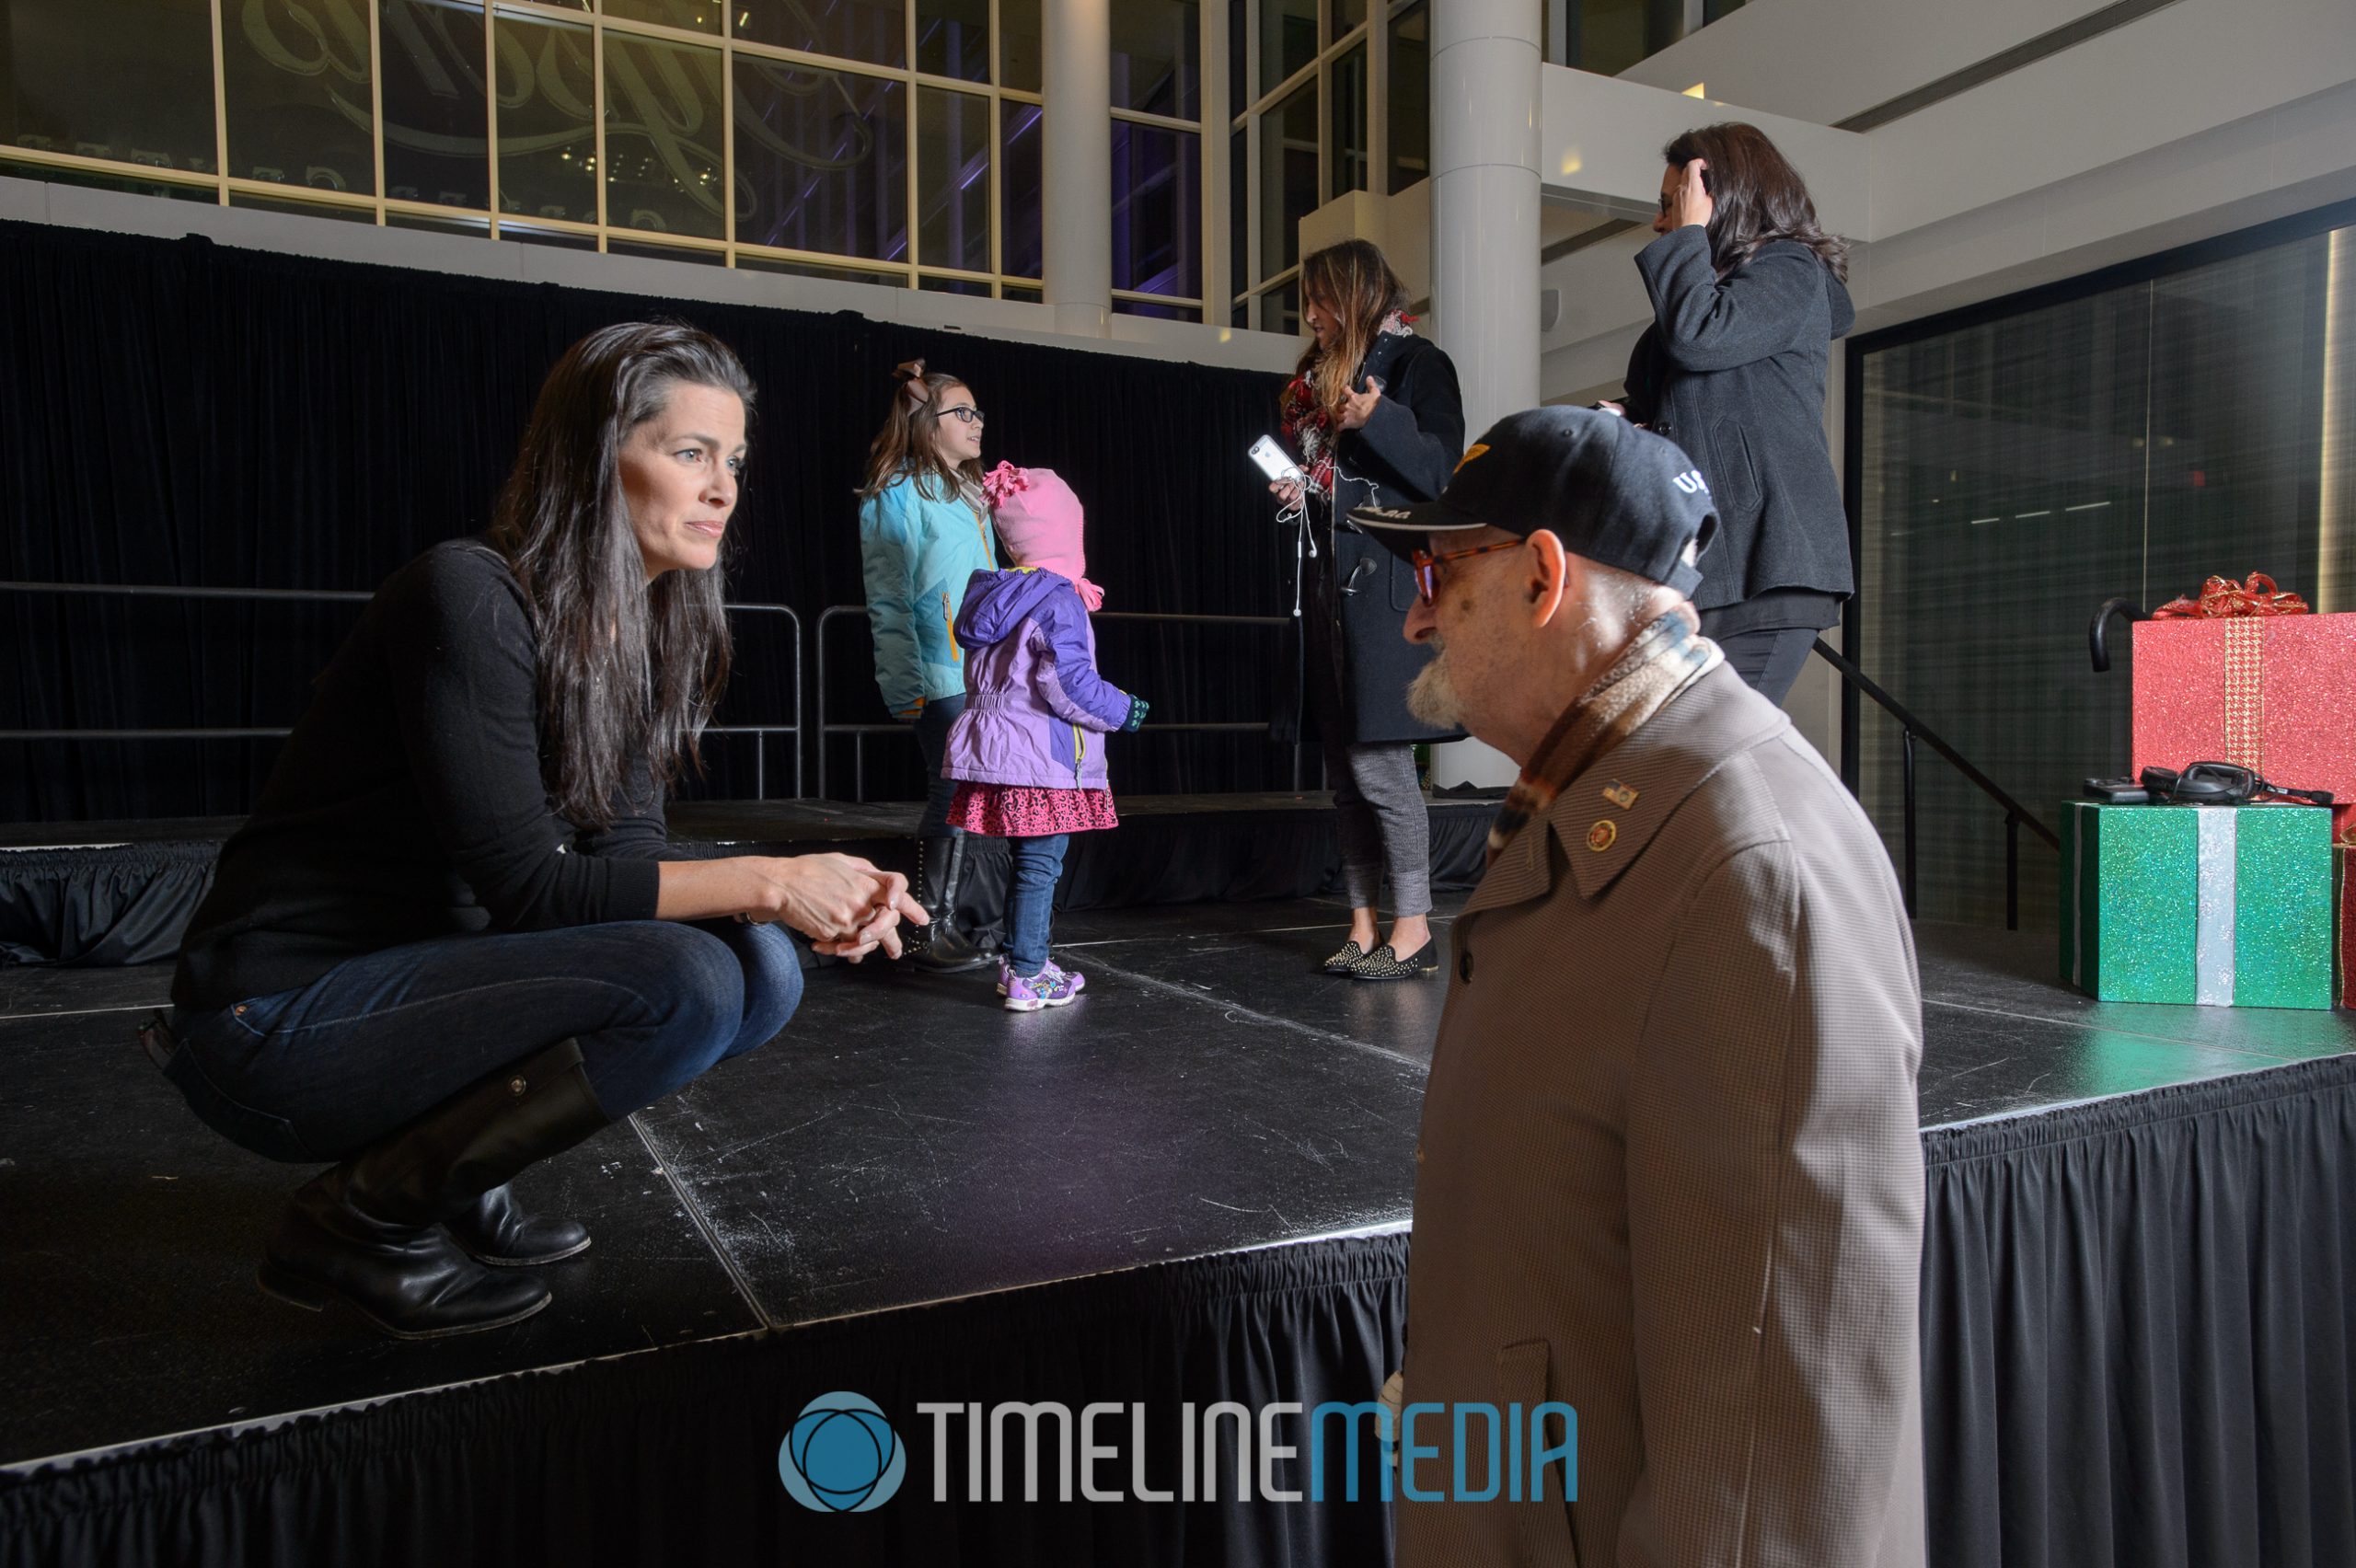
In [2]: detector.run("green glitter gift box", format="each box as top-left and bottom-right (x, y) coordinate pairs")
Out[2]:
(2060, 801), (2333, 1008)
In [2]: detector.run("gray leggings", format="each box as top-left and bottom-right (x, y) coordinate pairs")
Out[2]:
(1324, 740), (1432, 917)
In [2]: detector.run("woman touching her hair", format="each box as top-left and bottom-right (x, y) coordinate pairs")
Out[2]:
(1612, 121), (1854, 706)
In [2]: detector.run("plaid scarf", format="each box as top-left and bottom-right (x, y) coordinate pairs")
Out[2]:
(1486, 606), (1723, 865)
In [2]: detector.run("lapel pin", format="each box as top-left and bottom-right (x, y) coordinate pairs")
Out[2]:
(1587, 820), (1618, 853)
(1602, 780), (1638, 810)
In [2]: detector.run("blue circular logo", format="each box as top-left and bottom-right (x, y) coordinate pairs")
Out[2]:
(778, 1391), (905, 1513)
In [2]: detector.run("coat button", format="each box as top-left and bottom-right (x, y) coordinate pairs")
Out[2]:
(508, 1077), (528, 1096)
(1458, 950), (1473, 983)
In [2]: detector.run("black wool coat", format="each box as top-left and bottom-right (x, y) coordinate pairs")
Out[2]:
(1623, 226), (1856, 613)
(1292, 329), (1468, 747)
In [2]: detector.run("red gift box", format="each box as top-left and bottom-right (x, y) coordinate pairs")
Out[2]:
(2132, 612), (2356, 840)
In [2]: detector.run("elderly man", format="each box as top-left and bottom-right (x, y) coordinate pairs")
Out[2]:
(1352, 407), (1923, 1567)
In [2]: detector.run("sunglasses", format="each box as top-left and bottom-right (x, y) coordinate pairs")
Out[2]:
(1408, 539), (1522, 605)
(936, 404), (986, 425)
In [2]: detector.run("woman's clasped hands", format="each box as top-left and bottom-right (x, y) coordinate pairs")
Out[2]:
(731, 853), (929, 962)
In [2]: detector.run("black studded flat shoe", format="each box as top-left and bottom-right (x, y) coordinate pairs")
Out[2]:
(1348, 942), (1440, 982)
(1322, 940), (1369, 974)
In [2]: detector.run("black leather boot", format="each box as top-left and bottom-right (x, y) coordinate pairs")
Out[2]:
(258, 1038), (609, 1339)
(446, 1183), (592, 1267)
(909, 832), (992, 973)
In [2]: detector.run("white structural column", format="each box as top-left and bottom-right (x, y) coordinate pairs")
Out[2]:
(1043, 0), (1114, 337)
(1432, 0), (1542, 434)
(1430, 0), (1542, 786)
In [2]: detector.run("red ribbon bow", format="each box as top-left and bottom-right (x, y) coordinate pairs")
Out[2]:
(2150, 573), (2312, 619)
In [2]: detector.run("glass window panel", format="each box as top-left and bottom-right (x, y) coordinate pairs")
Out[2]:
(0, 157), (215, 201)
(1570, 0), (1658, 75)
(1227, 0), (1244, 119)
(917, 87), (990, 273)
(225, 0), (376, 194)
(1853, 229), (2356, 928)
(739, 252), (902, 283)
(1115, 298), (1203, 322)
(1229, 125), (1246, 297)
(1266, 279), (1299, 337)
(608, 236), (724, 264)
(917, 0), (989, 84)
(1259, 0), (1315, 97)
(1703, 0), (1746, 20)
(1003, 282), (1042, 303)
(919, 274), (990, 295)
(228, 190), (375, 223)
(499, 221), (597, 248)
(999, 99), (1043, 277)
(381, 0), (490, 210)
(737, 0), (903, 70)
(1333, 0), (1369, 37)
(1387, 2), (1428, 193)
(387, 210), (490, 236)
(494, 11), (596, 223)
(1255, 84), (1315, 280)
(1329, 40), (1367, 196)
(1112, 2), (1198, 121)
(604, 33), (723, 238)
(602, 0), (722, 33)
(1111, 121), (1199, 298)
(732, 58), (907, 260)
(1, 0), (215, 174)
(999, 0), (1043, 91)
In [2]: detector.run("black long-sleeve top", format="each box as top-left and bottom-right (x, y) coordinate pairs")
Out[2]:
(172, 540), (683, 1013)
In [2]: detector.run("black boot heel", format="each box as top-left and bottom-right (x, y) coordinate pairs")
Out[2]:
(256, 1037), (608, 1339)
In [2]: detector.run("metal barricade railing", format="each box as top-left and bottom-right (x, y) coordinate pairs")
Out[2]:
(814, 603), (1300, 801)
(1, 581), (804, 800)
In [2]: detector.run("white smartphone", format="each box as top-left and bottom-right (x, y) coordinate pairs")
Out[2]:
(1248, 434), (1306, 487)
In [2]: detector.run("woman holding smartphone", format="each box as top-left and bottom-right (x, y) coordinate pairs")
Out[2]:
(1610, 122), (1854, 706)
(1273, 239), (1465, 982)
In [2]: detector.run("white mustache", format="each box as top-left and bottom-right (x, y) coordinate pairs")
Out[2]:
(1405, 639), (1464, 729)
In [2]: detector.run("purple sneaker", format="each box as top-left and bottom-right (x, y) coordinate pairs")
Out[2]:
(999, 960), (1085, 1012)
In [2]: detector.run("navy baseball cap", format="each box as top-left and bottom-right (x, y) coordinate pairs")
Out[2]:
(1349, 406), (1718, 598)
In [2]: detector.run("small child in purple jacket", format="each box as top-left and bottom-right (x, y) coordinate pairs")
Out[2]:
(943, 463), (1149, 1011)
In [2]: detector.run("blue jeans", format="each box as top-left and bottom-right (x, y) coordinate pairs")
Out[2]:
(913, 694), (965, 840)
(163, 919), (802, 1163)
(1005, 834), (1068, 976)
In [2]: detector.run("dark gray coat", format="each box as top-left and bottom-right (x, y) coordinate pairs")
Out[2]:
(1623, 227), (1856, 613)
(1297, 330), (1467, 746)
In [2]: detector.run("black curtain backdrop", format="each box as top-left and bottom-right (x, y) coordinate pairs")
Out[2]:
(0, 219), (1299, 823)
(1921, 1053), (2356, 1568)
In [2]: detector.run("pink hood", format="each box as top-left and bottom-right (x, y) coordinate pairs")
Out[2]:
(982, 462), (1103, 610)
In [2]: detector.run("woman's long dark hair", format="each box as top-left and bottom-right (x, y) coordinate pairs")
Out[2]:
(1294, 239), (1409, 427)
(1664, 122), (1848, 282)
(488, 320), (755, 830)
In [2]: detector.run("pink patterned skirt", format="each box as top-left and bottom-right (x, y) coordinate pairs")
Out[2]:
(947, 782), (1120, 837)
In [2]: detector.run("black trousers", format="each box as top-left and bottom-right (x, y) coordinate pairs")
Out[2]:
(1702, 620), (1819, 708)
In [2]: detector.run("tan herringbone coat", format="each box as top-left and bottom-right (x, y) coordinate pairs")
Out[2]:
(1397, 663), (1925, 1567)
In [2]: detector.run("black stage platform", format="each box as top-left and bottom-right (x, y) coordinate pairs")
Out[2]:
(5, 878), (2356, 1564)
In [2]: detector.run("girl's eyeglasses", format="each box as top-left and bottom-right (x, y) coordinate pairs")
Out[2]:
(937, 405), (986, 425)
(1409, 539), (1522, 605)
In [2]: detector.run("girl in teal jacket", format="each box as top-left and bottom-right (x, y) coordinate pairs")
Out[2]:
(857, 360), (999, 970)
